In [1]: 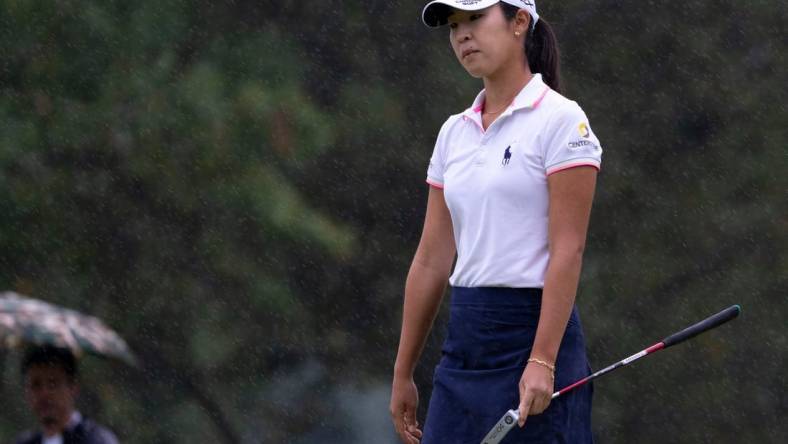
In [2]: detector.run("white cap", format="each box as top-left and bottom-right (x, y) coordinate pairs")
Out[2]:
(422, 0), (539, 29)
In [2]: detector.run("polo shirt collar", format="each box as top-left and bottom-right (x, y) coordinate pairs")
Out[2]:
(462, 73), (551, 125)
(66, 411), (83, 430)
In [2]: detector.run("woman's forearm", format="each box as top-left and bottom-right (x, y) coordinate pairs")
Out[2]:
(531, 248), (585, 364)
(394, 258), (450, 379)
(535, 167), (597, 364)
(394, 186), (455, 379)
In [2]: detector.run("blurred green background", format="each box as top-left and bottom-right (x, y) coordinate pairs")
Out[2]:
(1, 0), (786, 442)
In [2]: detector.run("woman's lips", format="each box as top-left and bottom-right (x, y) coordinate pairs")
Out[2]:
(462, 49), (480, 59)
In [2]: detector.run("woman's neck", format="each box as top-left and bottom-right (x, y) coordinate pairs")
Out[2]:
(482, 65), (533, 114)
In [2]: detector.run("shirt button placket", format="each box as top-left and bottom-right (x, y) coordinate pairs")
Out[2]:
(475, 136), (487, 165)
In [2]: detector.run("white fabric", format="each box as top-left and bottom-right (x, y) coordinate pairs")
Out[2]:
(67, 411), (82, 429)
(42, 434), (63, 444)
(41, 411), (82, 444)
(426, 74), (602, 288)
(422, 0), (539, 29)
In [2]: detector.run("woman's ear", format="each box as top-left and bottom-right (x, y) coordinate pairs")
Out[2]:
(515, 9), (531, 35)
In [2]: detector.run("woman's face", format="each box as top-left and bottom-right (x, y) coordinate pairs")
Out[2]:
(447, 6), (527, 79)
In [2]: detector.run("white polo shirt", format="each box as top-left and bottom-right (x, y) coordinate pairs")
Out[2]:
(426, 74), (602, 288)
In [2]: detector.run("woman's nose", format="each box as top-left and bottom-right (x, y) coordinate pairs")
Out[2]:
(455, 28), (471, 43)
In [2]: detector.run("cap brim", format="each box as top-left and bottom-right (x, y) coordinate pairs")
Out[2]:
(422, 0), (500, 28)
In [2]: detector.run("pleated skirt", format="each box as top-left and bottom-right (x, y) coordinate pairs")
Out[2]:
(422, 287), (594, 444)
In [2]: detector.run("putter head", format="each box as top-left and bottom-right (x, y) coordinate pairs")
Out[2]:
(480, 409), (519, 444)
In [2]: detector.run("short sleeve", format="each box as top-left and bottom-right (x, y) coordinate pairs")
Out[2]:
(542, 102), (603, 176)
(426, 117), (453, 189)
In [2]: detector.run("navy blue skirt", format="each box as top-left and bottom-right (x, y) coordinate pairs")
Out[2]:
(422, 287), (594, 444)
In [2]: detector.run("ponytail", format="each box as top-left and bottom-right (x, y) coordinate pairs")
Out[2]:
(526, 19), (562, 94)
(500, 4), (563, 94)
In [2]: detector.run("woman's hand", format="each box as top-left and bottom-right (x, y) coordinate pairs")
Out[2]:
(517, 361), (555, 427)
(390, 375), (423, 443)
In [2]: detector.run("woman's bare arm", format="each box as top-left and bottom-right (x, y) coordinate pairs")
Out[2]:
(518, 166), (597, 426)
(394, 186), (456, 379)
(390, 186), (456, 443)
(533, 166), (597, 363)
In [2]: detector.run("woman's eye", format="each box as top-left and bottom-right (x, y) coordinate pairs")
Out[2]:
(470, 14), (483, 21)
(449, 22), (458, 29)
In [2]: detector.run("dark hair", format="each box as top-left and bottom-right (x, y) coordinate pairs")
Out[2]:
(21, 346), (78, 382)
(500, 3), (562, 94)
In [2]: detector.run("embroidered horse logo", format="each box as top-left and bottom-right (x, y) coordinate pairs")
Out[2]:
(502, 146), (512, 165)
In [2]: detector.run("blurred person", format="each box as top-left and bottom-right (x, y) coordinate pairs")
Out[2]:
(391, 1), (602, 442)
(15, 346), (119, 444)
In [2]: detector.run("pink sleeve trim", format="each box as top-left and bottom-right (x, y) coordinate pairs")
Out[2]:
(546, 162), (600, 176)
(426, 178), (445, 189)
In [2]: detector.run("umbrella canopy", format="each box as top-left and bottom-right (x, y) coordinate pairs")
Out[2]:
(0, 291), (137, 366)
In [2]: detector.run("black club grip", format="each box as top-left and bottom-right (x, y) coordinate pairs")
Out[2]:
(662, 305), (741, 348)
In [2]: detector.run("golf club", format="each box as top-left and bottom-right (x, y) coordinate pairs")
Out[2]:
(480, 305), (741, 444)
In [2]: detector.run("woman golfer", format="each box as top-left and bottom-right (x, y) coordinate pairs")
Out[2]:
(390, 1), (602, 442)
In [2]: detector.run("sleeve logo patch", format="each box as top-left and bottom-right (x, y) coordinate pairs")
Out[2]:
(568, 139), (597, 150)
(578, 122), (590, 138)
(568, 122), (599, 151)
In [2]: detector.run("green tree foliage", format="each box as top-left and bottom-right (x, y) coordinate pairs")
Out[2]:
(1, 1), (354, 441)
(0, 0), (785, 442)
